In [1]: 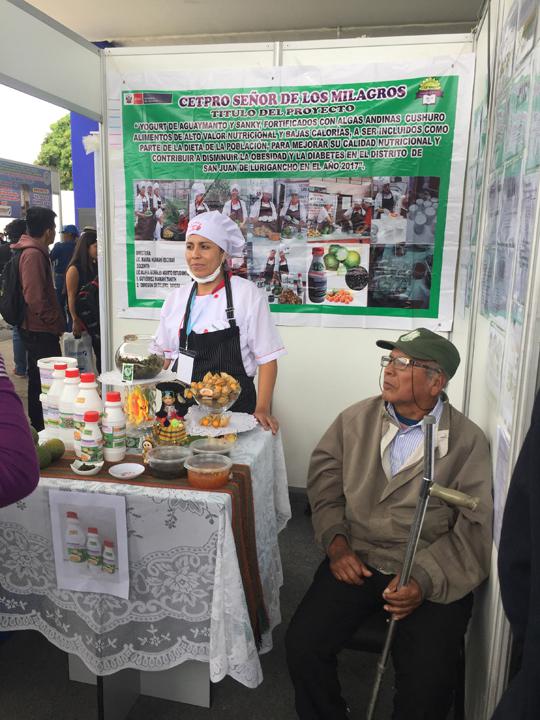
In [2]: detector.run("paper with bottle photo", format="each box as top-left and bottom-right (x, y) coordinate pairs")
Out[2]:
(49, 489), (129, 599)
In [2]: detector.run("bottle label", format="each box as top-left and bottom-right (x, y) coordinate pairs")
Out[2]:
(81, 434), (103, 463)
(67, 544), (85, 563)
(60, 412), (74, 429)
(87, 549), (102, 567)
(102, 423), (126, 449)
(48, 407), (60, 427)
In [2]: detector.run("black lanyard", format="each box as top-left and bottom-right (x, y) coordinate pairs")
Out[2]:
(180, 271), (236, 351)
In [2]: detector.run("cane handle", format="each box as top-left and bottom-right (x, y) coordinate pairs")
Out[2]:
(430, 483), (479, 511)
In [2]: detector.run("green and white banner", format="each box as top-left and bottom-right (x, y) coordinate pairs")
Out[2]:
(109, 57), (474, 329)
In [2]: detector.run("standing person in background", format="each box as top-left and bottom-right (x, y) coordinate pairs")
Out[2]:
(0, 351), (39, 505)
(374, 179), (399, 217)
(3, 219), (28, 377)
(49, 224), (79, 328)
(189, 182), (210, 218)
(12, 206), (65, 431)
(65, 229), (100, 373)
(492, 392), (540, 720)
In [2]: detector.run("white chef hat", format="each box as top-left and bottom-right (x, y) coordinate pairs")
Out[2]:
(153, 182), (160, 189)
(186, 210), (245, 256)
(191, 181), (205, 196)
(262, 182), (273, 195)
(352, 197), (362, 204)
(380, 177), (391, 185)
(230, 182), (240, 193)
(146, 182), (153, 189)
(363, 197), (374, 204)
(289, 184), (300, 195)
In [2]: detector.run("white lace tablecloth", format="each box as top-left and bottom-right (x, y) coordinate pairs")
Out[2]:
(0, 428), (290, 688)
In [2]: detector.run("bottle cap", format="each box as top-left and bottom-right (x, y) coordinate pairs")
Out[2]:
(83, 410), (100, 423)
(66, 511), (78, 519)
(66, 369), (80, 379)
(106, 391), (121, 403)
(54, 363), (68, 370)
(103, 540), (114, 548)
(88, 527), (98, 534)
(80, 373), (96, 383)
(312, 247), (324, 255)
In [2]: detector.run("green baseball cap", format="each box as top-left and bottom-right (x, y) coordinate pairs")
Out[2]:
(376, 328), (460, 379)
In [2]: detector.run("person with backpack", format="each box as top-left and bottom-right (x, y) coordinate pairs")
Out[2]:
(10, 207), (65, 430)
(2, 219), (28, 377)
(65, 228), (100, 373)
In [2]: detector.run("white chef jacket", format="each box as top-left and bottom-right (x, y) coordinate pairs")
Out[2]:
(280, 201), (307, 222)
(249, 199), (277, 222)
(189, 201), (210, 219)
(135, 194), (147, 213)
(222, 199), (248, 218)
(316, 206), (332, 224)
(151, 275), (286, 376)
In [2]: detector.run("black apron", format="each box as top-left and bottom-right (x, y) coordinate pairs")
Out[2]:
(350, 209), (364, 231)
(381, 193), (395, 212)
(178, 273), (256, 414)
(283, 204), (301, 228)
(229, 202), (244, 224)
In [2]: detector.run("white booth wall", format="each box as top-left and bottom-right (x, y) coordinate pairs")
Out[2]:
(102, 34), (473, 489)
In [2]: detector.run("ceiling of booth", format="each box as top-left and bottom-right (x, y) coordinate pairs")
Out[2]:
(27, 0), (484, 46)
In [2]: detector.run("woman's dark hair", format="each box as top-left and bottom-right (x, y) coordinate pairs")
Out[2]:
(67, 229), (97, 280)
(25, 206), (56, 237)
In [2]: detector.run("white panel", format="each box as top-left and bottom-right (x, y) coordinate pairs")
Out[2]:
(0, 0), (101, 120)
(103, 36), (472, 488)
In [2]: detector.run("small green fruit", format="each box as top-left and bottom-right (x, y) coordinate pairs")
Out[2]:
(44, 439), (65, 461)
(37, 445), (52, 469)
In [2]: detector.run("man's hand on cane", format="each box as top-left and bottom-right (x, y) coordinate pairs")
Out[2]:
(382, 574), (423, 620)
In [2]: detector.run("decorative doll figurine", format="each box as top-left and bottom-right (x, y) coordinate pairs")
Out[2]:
(141, 436), (155, 463)
(155, 382), (185, 426)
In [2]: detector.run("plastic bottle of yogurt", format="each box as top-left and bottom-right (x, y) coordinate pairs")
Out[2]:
(65, 511), (86, 563)
(102, 540), (116, 574)
(58, 368), (81, 445)
(102, 391), (126, 463)
(45, 363), (67, 432)
(73, 373), (102, 458)
(86, 527), (102, 568)
(80, 411), (104, 464)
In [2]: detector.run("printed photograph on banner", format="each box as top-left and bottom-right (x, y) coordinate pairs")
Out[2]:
(368, 243), (433, 309)
(49, 489), (130, 599)
(307, 177), (373, 241)
(134, 179), (188, 241)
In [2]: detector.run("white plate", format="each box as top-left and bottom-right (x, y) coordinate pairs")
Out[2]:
(184, 406), (257, 437)
(108, 463), (145, 480)
(70, 460), (104, 476)
(190, 437), (237, 455)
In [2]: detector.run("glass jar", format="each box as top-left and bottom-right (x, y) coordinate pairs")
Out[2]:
(115, 334), (165, 380)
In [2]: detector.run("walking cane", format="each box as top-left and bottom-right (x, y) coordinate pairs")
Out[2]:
(366, 415), (479, 720)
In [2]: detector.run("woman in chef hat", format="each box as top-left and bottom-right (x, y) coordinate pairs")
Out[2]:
(222, 182), (248, 231)
(279, 183), (307, 235)
(374, 177), (398, 218)
(151, 211), (285, 433)
(189, 181), (210, 219)
(249, 182), (278, 232)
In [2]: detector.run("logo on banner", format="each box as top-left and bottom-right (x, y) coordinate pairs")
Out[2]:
(124, 93), (144, 105)
(416, 78), (444, 106)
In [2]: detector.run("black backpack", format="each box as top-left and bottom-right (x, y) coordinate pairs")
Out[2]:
(75, 276), (100, 338)
(0, 249), (26, 327)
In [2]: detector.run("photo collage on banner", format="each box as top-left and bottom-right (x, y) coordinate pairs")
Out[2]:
(115, 59), (474, 328)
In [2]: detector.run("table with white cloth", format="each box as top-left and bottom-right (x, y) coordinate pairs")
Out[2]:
(0, 427), (291, 701)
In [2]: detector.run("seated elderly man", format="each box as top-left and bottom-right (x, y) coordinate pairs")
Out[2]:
(286, 328), (492, 720)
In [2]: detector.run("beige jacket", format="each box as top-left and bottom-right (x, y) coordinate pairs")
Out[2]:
(308, 395), (493, 604)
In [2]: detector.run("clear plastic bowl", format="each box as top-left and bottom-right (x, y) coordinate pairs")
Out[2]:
(146, 445), (192, 479)
(184, 453), (232, 489)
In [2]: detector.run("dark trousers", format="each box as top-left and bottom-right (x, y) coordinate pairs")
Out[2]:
(19, 329), (61, 431)
(286, 559), (473, 720)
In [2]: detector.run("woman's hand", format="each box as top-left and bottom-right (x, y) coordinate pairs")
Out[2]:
(72, 317), (85, 338)
(254, 406), (279, 434)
